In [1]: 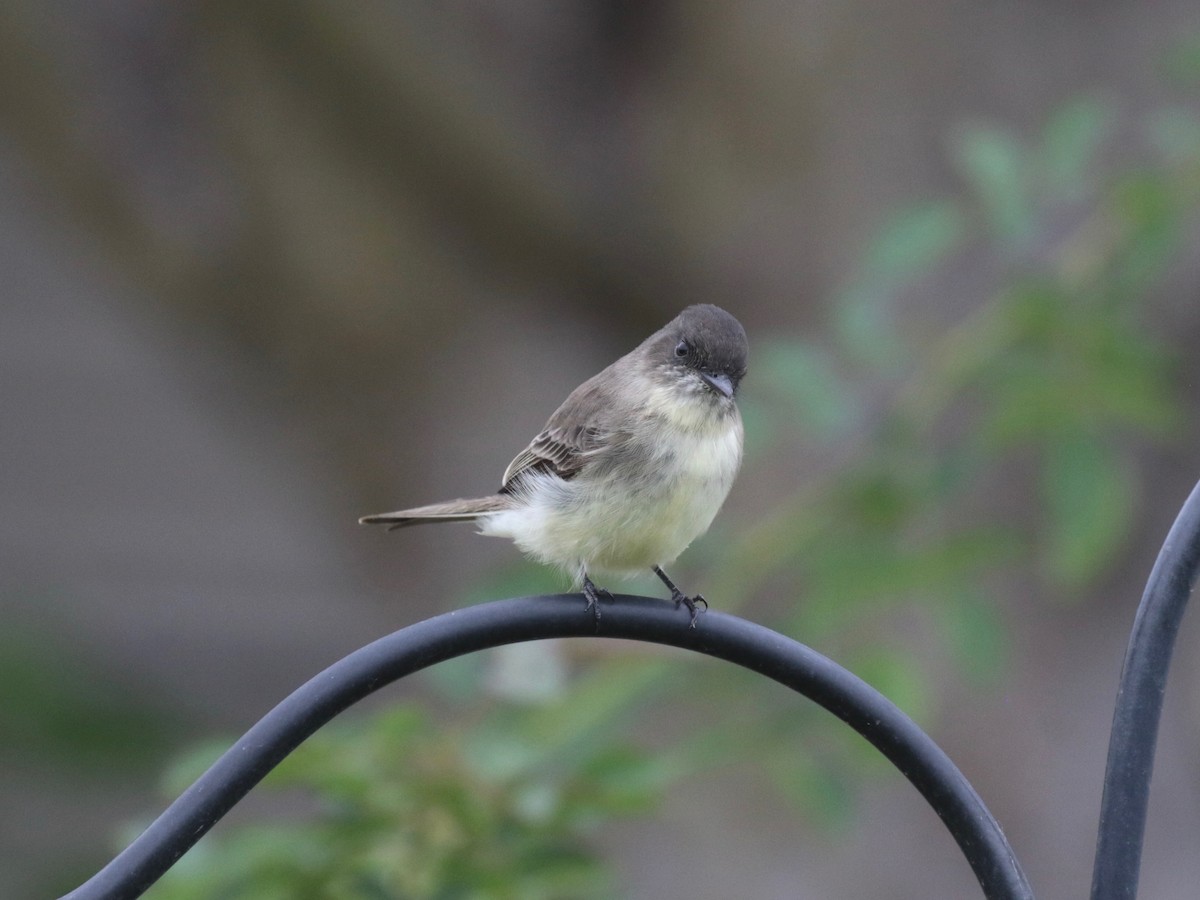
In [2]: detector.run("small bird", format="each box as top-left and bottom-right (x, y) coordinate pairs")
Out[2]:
(360, 304), (747, 626)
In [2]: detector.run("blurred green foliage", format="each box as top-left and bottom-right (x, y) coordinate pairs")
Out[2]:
(145, 710), (638, 899)
(0, 618), (179, 773)
(140, 63), (1199, 899)
(146, 685), (675, 899)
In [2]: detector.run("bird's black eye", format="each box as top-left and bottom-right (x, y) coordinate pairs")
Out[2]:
(674, 340), (690, 358)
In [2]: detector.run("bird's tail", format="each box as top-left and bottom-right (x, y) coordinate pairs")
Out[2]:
(359, 495), (513, 531)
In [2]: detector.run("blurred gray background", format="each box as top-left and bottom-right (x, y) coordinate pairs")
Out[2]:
(3, 2), (1200, 898)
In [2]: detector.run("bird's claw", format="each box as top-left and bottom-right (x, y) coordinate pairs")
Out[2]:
(672, 591), (707, 629)
(582, 576), (612, 627)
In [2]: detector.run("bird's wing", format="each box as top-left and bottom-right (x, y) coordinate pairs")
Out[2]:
(501, 423), (602, 489)
(500, 368), (625, 490)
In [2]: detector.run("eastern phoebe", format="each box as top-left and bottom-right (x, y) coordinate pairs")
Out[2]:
(360, 304), (748, 626)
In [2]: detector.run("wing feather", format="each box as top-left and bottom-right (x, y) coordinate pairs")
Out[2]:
(499, 358), (631, 491)
(501, 425), (600, 489)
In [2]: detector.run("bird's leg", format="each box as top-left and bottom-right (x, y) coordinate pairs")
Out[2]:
(653, 565), (707, 628)
(581, 572), (612, 625)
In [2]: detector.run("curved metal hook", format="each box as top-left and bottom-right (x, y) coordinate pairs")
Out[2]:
(61, 597), (1032, 900)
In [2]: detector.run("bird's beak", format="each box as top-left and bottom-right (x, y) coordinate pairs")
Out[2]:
(699, 371), (734, 399)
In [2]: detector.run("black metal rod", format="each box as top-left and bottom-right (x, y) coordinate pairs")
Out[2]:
(1091, 479), (1200, 900)
(61, 596), (1033, 900)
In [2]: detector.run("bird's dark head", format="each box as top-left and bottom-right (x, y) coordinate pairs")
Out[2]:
(653, 304), (748, 401)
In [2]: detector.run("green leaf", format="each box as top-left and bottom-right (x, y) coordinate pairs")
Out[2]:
(1040, 98), (1111, 200)
(832, 283), (909, 372)
(939, 590), (1008, 683)
(756, 339), (858, 440)
(572, 746), (672, 817)
(854, 649), (932, 723)
(1040, 436), (1135, 589)
(952, 123), (1030, 239)
(1108, 173), (1180, 296)
(764, 743), (855, 828)
(864, 201), (966, 283)
(802, 525), (1017, 628)
(465, 661), (666, 780)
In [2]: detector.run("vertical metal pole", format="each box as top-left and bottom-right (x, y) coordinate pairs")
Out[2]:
(1091, 480), (1200, 900)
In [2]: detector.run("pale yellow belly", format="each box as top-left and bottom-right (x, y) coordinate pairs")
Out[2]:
(483, 420), (742, 579)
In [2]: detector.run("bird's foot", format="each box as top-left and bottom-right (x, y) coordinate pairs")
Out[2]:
(582, 575), (612, 627)
(653, 565), (707, 629)
(671, 590), (707, 629)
